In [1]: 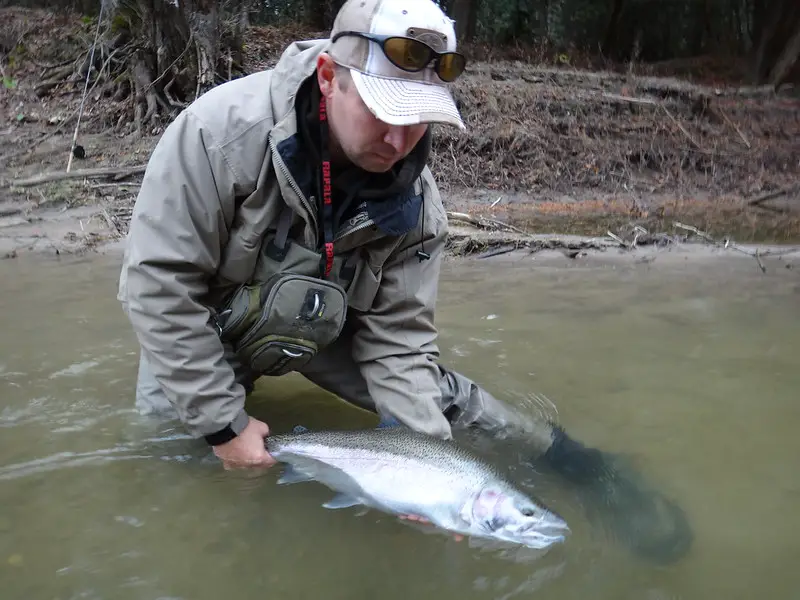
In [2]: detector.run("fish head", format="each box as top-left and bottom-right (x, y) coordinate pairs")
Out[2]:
(464, 485), (569, 549)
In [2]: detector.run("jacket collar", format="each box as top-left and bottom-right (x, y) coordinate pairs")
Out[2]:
(265, 38), (428, 243)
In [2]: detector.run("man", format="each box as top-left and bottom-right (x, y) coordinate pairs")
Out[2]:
(118, 0), (692, 564)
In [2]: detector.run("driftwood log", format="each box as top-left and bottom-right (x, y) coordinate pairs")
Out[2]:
(5, 165), (147, 188)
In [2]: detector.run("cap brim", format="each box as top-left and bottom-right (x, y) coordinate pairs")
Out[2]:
(351, 70), (466, 132)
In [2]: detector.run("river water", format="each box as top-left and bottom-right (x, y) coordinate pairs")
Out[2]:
(1, 249), (798, 600)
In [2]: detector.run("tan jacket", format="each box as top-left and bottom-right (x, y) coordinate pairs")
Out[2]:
(118, 38), (453, 440)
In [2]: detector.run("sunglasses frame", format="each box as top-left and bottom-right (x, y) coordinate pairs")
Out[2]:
(331, 30), (467, 82)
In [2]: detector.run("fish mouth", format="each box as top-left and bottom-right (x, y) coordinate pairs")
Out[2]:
(521, 515), (570, 545)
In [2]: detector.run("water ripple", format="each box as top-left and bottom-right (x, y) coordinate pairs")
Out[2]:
(48, 360), (102, 379)
(0, 401), (135, 431)
(473, 561), (566, 599)
(0, 434), (194, 481)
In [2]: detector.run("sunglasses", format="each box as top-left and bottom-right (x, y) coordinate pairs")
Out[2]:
(331, 30), (467, 82)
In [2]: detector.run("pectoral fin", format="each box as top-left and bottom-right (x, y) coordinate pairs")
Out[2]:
(277, 465), (314, 486)
(322, 493), (362, 510)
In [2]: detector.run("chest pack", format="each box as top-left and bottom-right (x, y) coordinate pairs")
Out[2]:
(212, 202), (359, 377)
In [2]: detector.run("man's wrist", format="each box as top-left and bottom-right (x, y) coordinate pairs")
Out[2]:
(203, 409), (250, 446)
(204, 424), (238, 446)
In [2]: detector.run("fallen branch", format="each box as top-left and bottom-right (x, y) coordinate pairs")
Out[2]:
(660, 104), (703, 151)
(606, 225), (675, 249)
(446, 210), (528, 234)
(85, 182), (140, 189)
(6, 165), (147, 188)
(725, 241), (796, 260)
(672, 220), (797, 273)
(717, 105), (751, 149)
(601, 92), (704, 151)
(607, 230), (628, 247)
(673, 221), (717, 243)
(747, 185), (799, 208)
(476, 244), (518, 259)
(447, 211), (482, 227)
(99, 206), (123, 236)
(445, 228), (615, 257)
(29, 57), (75, 70)
(601, 92), (657, 106)
(754, 249), (766, 273)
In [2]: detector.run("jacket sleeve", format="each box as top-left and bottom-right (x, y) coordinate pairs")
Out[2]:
(119, 109), (250, 439)
(349, 170), (453, 440)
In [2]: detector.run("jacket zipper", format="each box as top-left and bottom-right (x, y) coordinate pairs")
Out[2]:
(268, 136), (318, 235)
(268, 135), (383, 247)
(334, 217), (376, 243)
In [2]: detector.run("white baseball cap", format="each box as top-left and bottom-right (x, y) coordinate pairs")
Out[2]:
(327, 0), (467, 131)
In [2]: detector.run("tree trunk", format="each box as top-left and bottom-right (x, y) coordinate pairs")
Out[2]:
(602, 0), (625, 58)
(768, 19), (800, 88)
(750, 0), (800, 83)
(691, 0), (714, 55)
(323, 0), (346, 30)
(448, 0), (476, 43)
(304, 0), (326, 31)
(24, 0), (253, 135)
(187, 0), (221, 94)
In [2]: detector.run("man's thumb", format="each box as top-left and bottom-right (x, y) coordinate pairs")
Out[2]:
(256, 419), (270, 437)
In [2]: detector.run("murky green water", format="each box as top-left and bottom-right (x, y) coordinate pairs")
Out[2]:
(1, 250), (799, 599)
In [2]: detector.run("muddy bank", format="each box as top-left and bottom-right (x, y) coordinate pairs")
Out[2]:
(444, 224), (800, 273)
(2, 197), (798, 278)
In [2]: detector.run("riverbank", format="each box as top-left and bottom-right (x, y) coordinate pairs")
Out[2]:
(2, 196), (798, 276)
(1, 7), (799, 267)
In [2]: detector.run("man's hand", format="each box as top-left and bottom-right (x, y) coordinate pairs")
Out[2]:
(399, 514), (464, 542)
(212, 416), (277, 470)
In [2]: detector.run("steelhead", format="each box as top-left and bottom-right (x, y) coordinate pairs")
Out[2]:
(265, 425), (569, 549)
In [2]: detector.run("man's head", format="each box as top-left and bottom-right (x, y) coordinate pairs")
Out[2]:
(315, 0), (466, 173)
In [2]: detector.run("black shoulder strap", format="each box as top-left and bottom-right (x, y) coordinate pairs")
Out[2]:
(339, 248), (360, 282)
(264, 204), (295, 262)
(318, 94), (335, 278)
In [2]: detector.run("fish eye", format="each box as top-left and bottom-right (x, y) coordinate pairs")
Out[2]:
(520, 507), (536, 517)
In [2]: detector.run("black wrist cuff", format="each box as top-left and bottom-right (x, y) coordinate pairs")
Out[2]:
(204, 424), (238, 446)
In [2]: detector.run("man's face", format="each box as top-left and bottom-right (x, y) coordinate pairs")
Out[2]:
(317, 55), (428, 173)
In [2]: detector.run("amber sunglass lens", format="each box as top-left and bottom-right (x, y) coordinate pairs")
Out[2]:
(438, 53), (465, 82)
(384, 37), (431, 70)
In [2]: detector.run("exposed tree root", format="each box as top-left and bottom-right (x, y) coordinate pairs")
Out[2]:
(27, 0), (251, 138)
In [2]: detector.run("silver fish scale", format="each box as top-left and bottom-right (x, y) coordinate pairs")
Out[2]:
(267, 427), (505, 480)
(266, 427), (514, 517)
